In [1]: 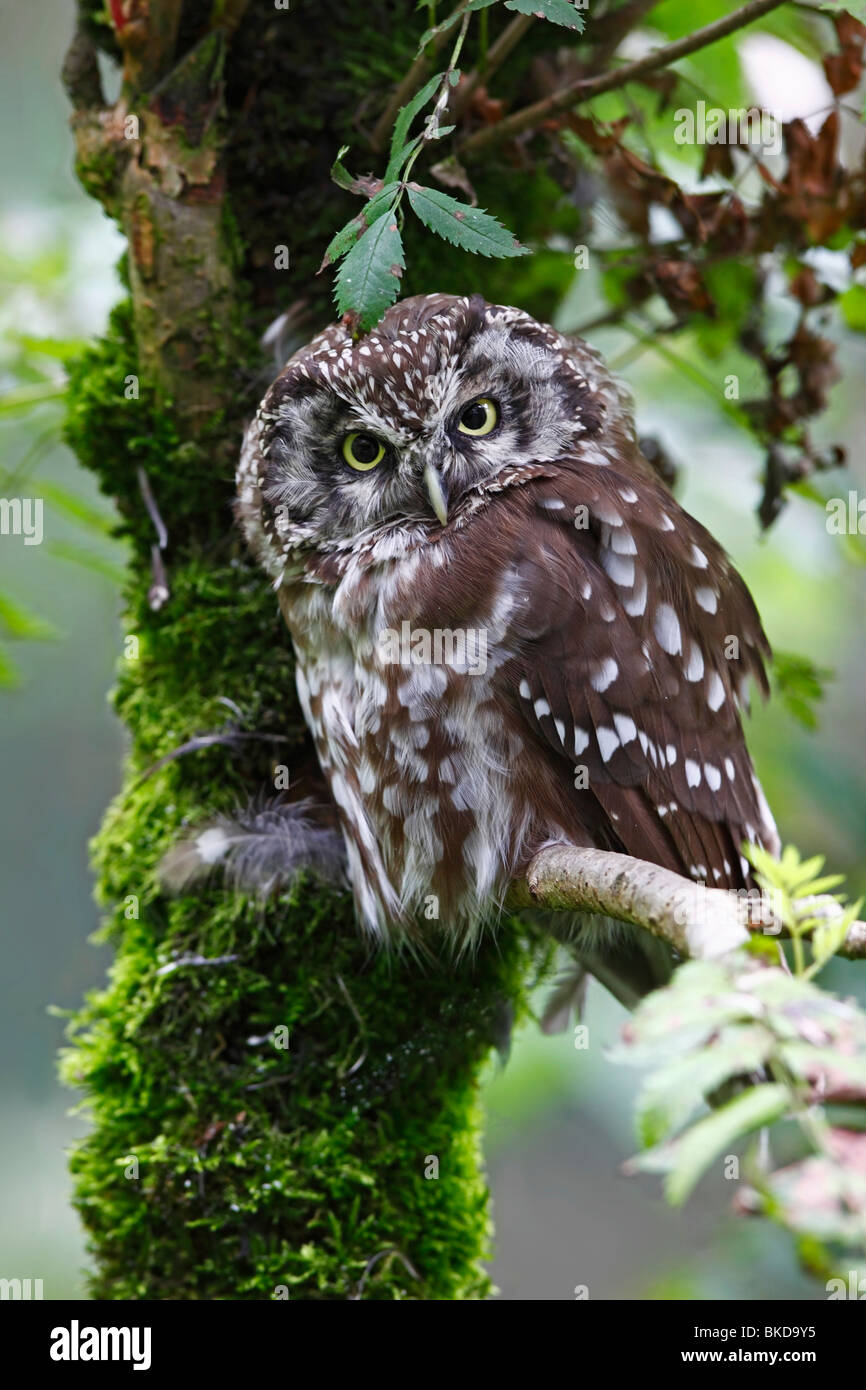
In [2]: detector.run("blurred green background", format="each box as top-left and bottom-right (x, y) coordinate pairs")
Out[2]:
(1, 0), (864, 1300)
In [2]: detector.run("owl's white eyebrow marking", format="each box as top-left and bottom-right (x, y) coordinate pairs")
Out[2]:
(684, 641), (704, 681)
(596, 726), (620, 761)
(573, 726), (590, 755)
(685, 758), (701, 787)
(613, 713), (636, 743)
(654, 603), (682, 655)
(591, 657), (618, 692)
(695, 586), (718, 613)
(706, 671), (725, 710)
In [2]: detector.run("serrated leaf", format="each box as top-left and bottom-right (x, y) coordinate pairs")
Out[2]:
(0, 592), (58, 641)
(632, 1083), (790, 1206)
(406, 185), (527, 258)
(330, 145), (355, 191)
(780, 1042), (866, 1094)
(505, 0), (586, 30)
(635, 1024), (773, 1149)
(812, 900), (861, 968)
(383, 136), (422, 185)
(334, 211), (405, 332)
(385, 72), (443, 182)
(320, 184), (402, 272)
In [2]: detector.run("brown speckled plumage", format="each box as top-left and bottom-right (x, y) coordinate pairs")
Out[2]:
(233, 292), (779, 950)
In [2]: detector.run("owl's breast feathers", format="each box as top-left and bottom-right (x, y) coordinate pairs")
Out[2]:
(281, 448), (778, 944)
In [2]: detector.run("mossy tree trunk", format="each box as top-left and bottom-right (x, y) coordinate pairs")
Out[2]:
(60, 0), (574, 1300)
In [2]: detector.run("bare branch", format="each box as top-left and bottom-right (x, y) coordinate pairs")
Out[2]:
(461, 0), (789, 156)
(509, 845), (866, 961)
(454, 12), (534, 119)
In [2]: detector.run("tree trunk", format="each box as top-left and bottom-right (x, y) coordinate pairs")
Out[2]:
(59, 0), (556, 1301)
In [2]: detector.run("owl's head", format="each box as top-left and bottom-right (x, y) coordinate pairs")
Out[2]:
(237, 294), (608, 577)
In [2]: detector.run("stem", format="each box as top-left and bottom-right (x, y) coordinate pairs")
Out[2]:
(400, 11), (471, 188)
(371, 0), (473, 151)
(461, 0), (790, 156)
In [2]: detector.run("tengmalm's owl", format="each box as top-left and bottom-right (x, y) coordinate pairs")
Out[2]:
(177, 294), (780, 987)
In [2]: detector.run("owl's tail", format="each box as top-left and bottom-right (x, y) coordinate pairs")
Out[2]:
(537, 912), (676, 1031)
(158, 796), (347, 899)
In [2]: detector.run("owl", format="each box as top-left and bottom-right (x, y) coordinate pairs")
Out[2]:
(198, 291), (780, 973)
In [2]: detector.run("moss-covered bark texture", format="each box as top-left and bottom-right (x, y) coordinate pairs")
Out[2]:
(61, 0), (580, 1299)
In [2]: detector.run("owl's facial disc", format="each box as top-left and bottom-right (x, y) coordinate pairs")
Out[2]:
(247, 294), (603, 564)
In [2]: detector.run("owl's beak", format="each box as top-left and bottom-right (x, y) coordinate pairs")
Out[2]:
(423, 461), (449, 525)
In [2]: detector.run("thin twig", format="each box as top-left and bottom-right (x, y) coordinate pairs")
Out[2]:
(461, 0), (789, 156)
(371, 0), (473, 151)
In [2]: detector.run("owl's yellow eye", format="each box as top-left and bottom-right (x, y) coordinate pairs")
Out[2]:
(457, 397), (499, 437)
(342, 431), (386, 471)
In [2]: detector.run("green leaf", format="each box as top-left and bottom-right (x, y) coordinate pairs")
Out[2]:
(505, 0), (585, 31)
(0, 592), (57, 641)
(417, 4), (495, 52)
(322, 216), (365, 270)
(385, 72), (443, 183)
(839, 283), (866, 332)
(772, 650), (832, 729)
(635, 1025), (773, 1149)
(406, 185), (528, 258)
(330, 145), (356, 191)
(0, 641), (20, 688)
(10, 334), (88, 363)
(334, 210), (405, 331)
(812, 899), (862, 969)
(39, 481), (115, 536)
(0, 381), (67, 415)
(46, 541), (126, 587)
(633, 1083), (790, 1206)
(321, 185), (401, 271)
